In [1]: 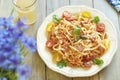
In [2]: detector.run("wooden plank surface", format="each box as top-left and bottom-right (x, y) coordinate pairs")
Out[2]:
(94, 0), (120, 80)
(26, 0), (47, 80)
(70, 0), (93, 7)
(28, 0), (120, 79)
(46, 0), (70, 15)
(0, 0), (13, 17)
(0, 0), (120, 80)
(31, 0), (120, 79)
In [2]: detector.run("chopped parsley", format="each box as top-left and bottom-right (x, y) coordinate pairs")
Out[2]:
(57, 59), (67, 68)
(53, 15), (61, 23)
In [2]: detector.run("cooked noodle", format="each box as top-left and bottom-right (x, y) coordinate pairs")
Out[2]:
(46, 11), (110, 68)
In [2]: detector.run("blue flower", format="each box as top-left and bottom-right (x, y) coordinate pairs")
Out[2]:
(20, 34), (36, 52)
(17, 65), (31, 80)
(17, 21), (24, 27)
(9, 54), (21, 66)
(0, 18), (5, 25)
(0, 17), (36, 80)
(0, 53), (6, 67)
(0, 77), (8, 80)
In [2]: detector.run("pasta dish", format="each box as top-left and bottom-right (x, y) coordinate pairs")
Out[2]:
(45, 11), (110, 68)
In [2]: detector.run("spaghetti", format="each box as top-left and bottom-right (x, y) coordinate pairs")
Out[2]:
(46, 11), (110, 68)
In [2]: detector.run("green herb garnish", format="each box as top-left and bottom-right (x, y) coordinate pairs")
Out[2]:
(57, 59), (67, 68)
(80, 35), (88, 40)
(53, 15), (61, 23)
(93, 58), (104, 66)
(73, 26), (81, 35)
(93, 16), (100, 23)
(75, 35), (88, 42)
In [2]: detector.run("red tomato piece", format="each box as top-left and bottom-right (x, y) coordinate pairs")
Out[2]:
(62, 11), (72, 20)
(46, 40), (55, 49)
(96, 23), (105, 32)
(83, 61), (93, 68)
(82, 53), (98, 62)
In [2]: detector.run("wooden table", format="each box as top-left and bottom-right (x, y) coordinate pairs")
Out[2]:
(0, 0), (120, 80)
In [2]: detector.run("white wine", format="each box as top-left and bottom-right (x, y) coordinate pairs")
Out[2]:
(13, 0), (37, 24)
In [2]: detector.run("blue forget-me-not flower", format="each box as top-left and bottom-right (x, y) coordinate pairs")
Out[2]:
(0, 17), (36, 80)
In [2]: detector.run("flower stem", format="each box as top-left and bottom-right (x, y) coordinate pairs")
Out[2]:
(10, 7), (14, 16)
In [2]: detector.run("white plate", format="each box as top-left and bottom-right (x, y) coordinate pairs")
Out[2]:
(37, 5), (117, 77)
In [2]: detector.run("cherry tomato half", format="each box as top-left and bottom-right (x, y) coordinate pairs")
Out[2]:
(96, 23), (105, 32)
(62, 11), (72, 20)
(46, 40), (55, 49)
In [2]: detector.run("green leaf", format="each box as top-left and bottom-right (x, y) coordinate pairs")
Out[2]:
(0, 68), (18, 80)
(57, 59), (67, 68)
(93, 16), (100, 23)
(73, 26), (81, 35)
(75, 35), (87, 42)
(53, 15), (61, 23)
(93, 58), (104, 66)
